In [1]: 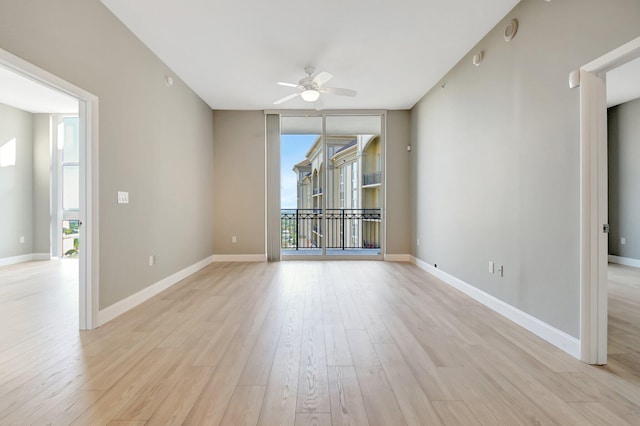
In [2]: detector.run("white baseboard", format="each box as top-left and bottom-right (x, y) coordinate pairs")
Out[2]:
(212, 254), (267, 262)
(608, 255), (640, 268)
(410, 256), (581, 359)
(0, 253), (51, 267)
(97, 255), (214, 326)
(384, 254), (411, 262)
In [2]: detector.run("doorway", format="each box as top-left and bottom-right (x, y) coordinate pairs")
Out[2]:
(0, 48), (98, 330)
(279, 113), (384, 259)
(605, 57), (640, 371)
(578, 36), (640, 364)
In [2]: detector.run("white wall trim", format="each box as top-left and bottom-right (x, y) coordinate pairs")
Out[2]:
(582, 36), (640, 74)
(0, 253), (51, 267)
(212, 254), (267, 262)
(384, 254), (411, 262)
(410, 256), (581, 359)
(97, 255), (214, 326)
(608, 255), (640, 268)
(0, 254), (34, 267)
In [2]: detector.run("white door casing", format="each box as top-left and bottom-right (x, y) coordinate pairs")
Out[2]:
(576, 36), (640, 364)
(0, 48), (99, 330)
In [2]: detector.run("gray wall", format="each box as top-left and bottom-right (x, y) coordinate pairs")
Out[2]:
(212, 111), (266, 256)
(210, 110), (412, 257)
(0, 0), (214, 310)
(410, 0), (640, 338)
(0, 103), (34, 257)
(609, 98), (640, 260)
(386, 110), (411, 255)
(32, 114), (51, 255)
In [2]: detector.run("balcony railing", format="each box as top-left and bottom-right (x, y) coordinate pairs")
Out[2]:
(281, 208), (381, 251)
(363, 171), (381, 186)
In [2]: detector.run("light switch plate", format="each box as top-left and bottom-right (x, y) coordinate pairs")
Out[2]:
(621, 237), (626, 245)
(117, 191), (129, 204)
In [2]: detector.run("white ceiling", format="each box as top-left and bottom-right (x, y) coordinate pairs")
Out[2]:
(606, 56), (640, 107)
(0, 66), (78, 114)
(100, 0), (521, 110)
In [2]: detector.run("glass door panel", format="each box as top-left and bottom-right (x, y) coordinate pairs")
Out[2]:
(280, 116), (323, 256)
(325, 115), (382, 256)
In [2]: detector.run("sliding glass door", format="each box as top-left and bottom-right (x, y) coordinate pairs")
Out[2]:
(280, 113), (383, 259)
(280, 116), (323, 256)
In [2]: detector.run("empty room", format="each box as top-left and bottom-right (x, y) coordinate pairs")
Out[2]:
(1, 0), (640, 424)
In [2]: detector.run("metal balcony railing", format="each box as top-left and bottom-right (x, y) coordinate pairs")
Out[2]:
(363, 171), (381, 186)
(281, 208), (381, 250)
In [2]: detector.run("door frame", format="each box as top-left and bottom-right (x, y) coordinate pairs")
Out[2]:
(272, 110), (387, 260)
(576, 36), (640, 364)
(0, 48), (100, 330)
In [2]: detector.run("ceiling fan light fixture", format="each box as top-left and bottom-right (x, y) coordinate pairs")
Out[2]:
(301, 89), (320, 102)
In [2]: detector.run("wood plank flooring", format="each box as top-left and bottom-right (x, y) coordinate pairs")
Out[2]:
(1, 259), (640, 425)
(608, 263), (640, 379)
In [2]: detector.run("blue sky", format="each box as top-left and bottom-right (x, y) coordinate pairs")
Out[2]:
(281, 134), (317, 208)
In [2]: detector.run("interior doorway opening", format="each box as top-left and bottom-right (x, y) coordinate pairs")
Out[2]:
(0, 48), (98, 330)
(605, 56), (640, 372)
(578, 36), (640, 364)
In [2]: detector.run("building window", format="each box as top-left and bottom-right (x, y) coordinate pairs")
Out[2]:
(352, 221), (358, 245)
(61, 117), (79, 211)
(339, 167), (345, 208)
(351, 162), (358, 208)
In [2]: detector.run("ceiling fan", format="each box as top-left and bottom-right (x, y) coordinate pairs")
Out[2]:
(273, 66), (357, 107)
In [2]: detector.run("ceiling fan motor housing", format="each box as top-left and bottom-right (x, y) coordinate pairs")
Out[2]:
(299, 75), (314, 88)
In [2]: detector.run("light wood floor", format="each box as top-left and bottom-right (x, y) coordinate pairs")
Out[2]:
(2, 259), (640, 425)
(608, 263), (640, 379)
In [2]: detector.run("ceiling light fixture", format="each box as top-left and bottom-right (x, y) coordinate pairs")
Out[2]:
(301, 89), (320, 102)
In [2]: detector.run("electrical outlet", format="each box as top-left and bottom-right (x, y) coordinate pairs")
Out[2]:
(117, 191), (129, 204)
(19, 236), (24, 244)
(498, 265), (504, 277)
(489, 261), (494, 274)
(621, 237), (626, 245)
(148, 255), (155, 266)
(232, 236), (237, 243)
(417, 238), (420, 246)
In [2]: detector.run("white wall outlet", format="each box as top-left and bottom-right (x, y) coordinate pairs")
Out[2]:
(19, 236), (24, 244)
(621, 237), (626, 245)
(117, 191), (129, 204)
(148, 255), (155, 266)
(417, 238), (420, 246)
(232, 236), (237, 243)
(489, 261), (494, 273)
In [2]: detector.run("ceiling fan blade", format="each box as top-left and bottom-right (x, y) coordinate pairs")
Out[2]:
(278, 82), (299, 88)
(320, 87), (357, 97)
(312, 71), (333, 87)
(273, 92), (300, 105)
